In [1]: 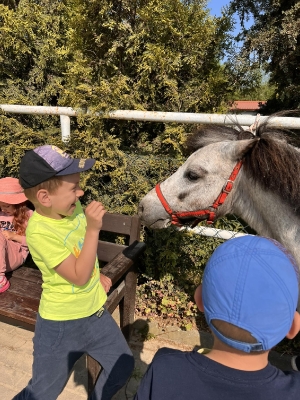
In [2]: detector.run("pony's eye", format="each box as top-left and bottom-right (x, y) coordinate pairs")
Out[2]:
(186, 171), (199, 181)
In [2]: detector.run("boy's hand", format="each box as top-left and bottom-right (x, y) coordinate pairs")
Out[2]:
(85, 201), (106, 233)
(100, 273), (112, 293)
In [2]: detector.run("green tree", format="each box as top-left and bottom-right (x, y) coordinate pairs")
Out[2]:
(63, 0), (237, 149)
(0, 0), (19, 9)
(230, 71), (276, 101)
(0, 0), (237, 213)
(229, 0), (300, 112)
(0, 0), (127, 210)
(0, 1), (68, 127)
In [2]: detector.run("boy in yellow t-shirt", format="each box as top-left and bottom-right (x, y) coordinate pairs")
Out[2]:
(14, 145), (134, 400)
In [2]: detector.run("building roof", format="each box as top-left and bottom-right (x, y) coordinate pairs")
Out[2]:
(230, 101), (267, 111)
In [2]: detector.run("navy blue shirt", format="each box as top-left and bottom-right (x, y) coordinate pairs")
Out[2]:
(134, 348), (300, 400)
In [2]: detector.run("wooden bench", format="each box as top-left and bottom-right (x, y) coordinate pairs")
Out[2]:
(0, 212), (146, 396)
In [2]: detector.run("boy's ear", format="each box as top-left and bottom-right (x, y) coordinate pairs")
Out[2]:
(194, 284), (204, 312)
(36, 189), (51, 207)
(286, 311), (300, 339)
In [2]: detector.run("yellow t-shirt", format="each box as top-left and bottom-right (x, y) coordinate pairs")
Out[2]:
(26, 201), (107, 320)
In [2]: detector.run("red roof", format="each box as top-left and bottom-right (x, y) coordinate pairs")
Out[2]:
(230, 101), (266, 111)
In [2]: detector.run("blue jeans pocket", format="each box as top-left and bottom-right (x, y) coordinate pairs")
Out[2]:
(35, 314), (65, 350)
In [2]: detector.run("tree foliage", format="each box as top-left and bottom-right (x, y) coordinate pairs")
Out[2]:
(0, 0), (240, 210)
(64, 0), (232, 112)
(229, 0), (300, 112)
(0, 0), (247, 305)
(0, 0), (237, 148)
(230, 70), (276, 101)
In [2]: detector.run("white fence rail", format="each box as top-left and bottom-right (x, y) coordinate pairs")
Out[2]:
(1, 104), (300, 142)
(179, 226), (249, 240)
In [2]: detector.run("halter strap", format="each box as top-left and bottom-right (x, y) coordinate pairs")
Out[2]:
(155, 160), (243, 227)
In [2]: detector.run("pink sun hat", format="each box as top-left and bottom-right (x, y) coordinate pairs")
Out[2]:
(0, 177), (28, 204)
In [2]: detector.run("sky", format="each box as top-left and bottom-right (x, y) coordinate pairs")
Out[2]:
(207, 0), (231, 17)
(207, 0), (253, 35)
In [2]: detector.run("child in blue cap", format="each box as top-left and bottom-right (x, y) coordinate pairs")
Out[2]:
(14, 145), (134, 400)
(135, 236), (300, 400)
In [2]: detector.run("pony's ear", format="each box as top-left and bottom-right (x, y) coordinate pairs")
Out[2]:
(225, 138), (258, 161)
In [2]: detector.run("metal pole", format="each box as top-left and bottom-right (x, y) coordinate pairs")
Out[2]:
(1, 104), (300, 131)
(60, 115), (71, 142)
(0, 104), (77, 116)
(107, 110), (300, 129)
(180, 226), (249, 240)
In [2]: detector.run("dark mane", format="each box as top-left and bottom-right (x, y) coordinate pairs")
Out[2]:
(185, 113), (300, 215)
(185, 124), (241, 153)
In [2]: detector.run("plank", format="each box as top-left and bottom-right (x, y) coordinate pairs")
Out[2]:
(7, 266), (42, 284)
(7, 275), (42, 299)
(97, 241), (126, 263)
(0, 290), (39, 325)
(101, 241), (146, 284)
(101, 213), (135, 235)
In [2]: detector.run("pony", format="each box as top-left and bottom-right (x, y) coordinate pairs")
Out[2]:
(138, 116), (300, 288)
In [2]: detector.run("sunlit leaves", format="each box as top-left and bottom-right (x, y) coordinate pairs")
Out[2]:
(229, 0), (300, 111)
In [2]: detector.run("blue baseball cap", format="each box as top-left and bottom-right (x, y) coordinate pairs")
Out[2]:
(202, 236), (299, 353)
(19, 145), (95, 189)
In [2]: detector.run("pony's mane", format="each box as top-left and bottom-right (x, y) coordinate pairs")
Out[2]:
(185, 113), (300, 216)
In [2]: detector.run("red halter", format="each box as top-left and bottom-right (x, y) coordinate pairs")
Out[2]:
(155, 160), (243, 227)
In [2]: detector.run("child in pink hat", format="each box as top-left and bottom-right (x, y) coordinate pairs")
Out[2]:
(0, 177), (33, 293)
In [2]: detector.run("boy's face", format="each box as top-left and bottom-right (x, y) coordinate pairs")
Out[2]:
(46, 173), (84, 219)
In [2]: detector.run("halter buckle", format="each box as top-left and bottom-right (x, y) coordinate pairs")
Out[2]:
(222, 180), (234, 194)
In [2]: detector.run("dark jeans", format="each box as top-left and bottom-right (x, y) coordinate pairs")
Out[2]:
(13, 310), (134, 400)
